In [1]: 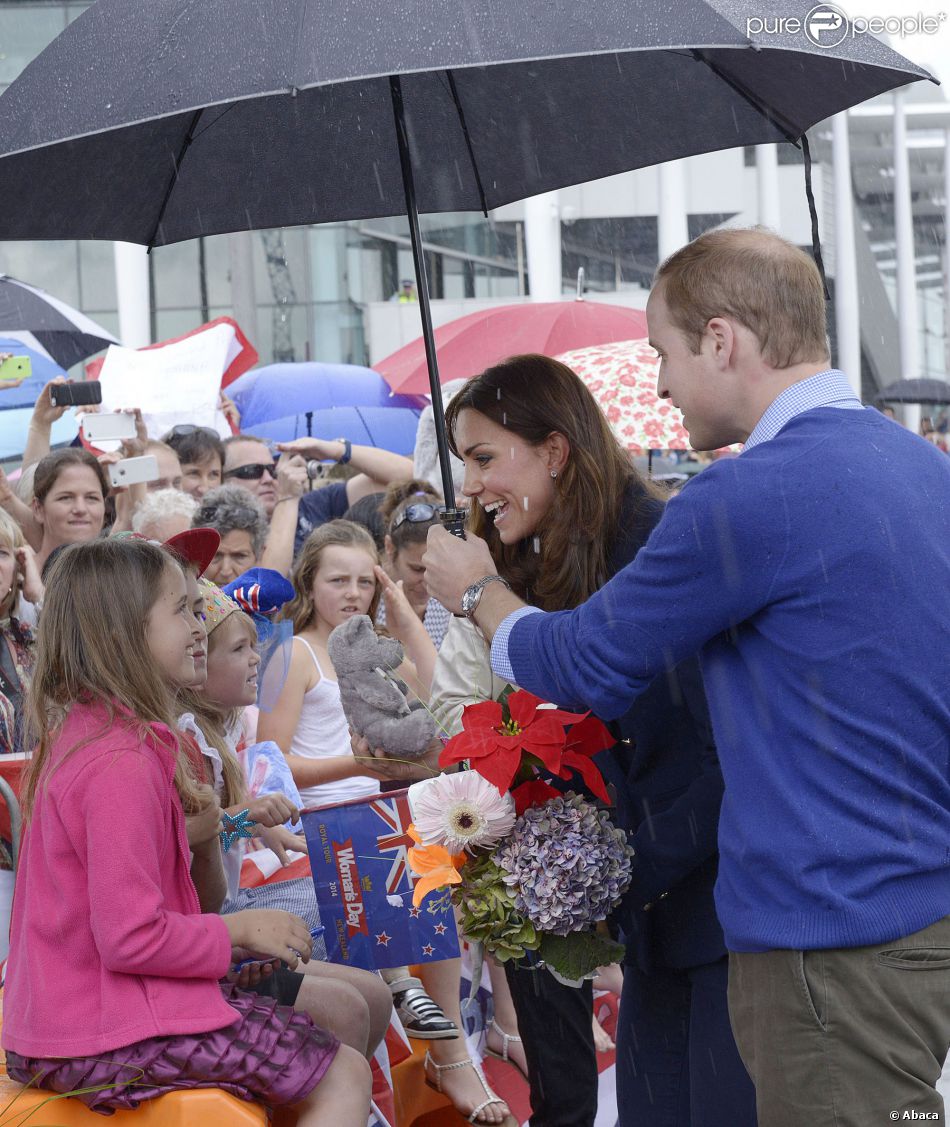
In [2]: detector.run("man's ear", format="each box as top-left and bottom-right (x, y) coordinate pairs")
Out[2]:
(704, 317), (736, 369)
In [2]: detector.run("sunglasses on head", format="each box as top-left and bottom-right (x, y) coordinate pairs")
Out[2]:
(167, 424), (220, 440)
(391, 502), (447, 530)
(224, 462), (278, 481)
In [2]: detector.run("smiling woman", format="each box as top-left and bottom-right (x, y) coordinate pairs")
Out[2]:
(30, 448), (109, 573)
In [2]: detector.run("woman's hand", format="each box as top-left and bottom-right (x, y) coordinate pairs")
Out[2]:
(222, 908), (313, 969)
(422, 526), (497, 614)
(231, 793), (300, 830)
(374, 566), (424, 642)
(185, 786), (224, 847)
(351, 732), (439, 783)
(117, 407), (148, 458)
(31, 379), (70, 429)
(15, 545), (44, 605)
(257, 823), (307, 866)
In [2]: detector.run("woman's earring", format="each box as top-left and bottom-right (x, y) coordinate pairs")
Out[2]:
(550, 470), (558, 479)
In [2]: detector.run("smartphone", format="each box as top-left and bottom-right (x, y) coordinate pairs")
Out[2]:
(108, 455), (159, 488)
(0, 356), (31, 382)
(49, 380), (102, 407)
(81, 412), (137, 444)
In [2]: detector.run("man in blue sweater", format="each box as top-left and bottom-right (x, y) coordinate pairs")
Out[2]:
(422, 228), (950, 1127)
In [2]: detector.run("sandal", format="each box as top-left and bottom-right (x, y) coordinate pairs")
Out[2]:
(424, 1050), (516, 1126)
(483, 1018), (528, 1080)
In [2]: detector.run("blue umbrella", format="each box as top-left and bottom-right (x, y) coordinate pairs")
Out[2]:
(243, 406), (422, 457)
(0, 338), (75, 459)
(229, 362), (425, 430)
(0, 336), (67, 410)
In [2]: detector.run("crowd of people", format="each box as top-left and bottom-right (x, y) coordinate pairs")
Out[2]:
(0, 227), (947, 1127)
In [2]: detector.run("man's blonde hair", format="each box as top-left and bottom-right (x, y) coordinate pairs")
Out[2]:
(655, 227), (829, 369)
(22, 538), (206, 818)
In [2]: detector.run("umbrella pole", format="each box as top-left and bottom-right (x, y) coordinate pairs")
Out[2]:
(389, 76), (466, 536)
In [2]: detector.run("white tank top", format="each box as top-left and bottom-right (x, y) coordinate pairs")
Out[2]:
(289, 636), (380, 810)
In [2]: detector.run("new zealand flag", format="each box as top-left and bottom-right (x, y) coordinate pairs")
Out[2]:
(302, 788), (460, 971)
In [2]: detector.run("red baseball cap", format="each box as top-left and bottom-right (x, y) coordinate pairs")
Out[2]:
(163, 528), (220, 578)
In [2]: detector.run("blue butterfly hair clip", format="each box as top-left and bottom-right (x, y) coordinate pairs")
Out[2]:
(220, 808), (256, 852)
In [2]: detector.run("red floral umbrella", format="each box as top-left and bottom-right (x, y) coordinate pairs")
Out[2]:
(555, 338), (689, 453)
(376, 301), (648, 397)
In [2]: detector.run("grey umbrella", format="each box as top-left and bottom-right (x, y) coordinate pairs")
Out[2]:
(0, 0), (931, 511)
(0, 274), (119, 368)
(875, 378), (950, 406)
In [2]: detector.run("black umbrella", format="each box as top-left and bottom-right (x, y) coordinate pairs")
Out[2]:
(875, 378), (950, 406)
(0, 274), (119, 369)
(0, 0), (931, 516)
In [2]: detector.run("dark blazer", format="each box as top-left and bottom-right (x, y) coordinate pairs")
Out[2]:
(598, 485), (726, 972)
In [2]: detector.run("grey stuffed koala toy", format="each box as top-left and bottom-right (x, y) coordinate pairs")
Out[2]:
(327, 614), (436, 759)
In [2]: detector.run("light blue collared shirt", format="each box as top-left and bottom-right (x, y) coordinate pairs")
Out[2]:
(490, 368), (865, 683)
(742, 368), (863, 452)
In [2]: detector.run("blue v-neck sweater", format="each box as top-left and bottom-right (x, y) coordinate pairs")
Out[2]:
(506, 408), (950, 951)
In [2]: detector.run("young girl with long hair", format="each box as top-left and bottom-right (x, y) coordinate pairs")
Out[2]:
(3, 538), (372, 1124)
(428, 354), (755, 1127)
(258, 521), (462, 1061)
(179, 577), (394, 1061)
(257, 518), (428, 805)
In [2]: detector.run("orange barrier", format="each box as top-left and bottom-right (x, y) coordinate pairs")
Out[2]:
(0, 1078), (269, 1126)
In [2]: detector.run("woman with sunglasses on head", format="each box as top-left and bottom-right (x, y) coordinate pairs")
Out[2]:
(377, 480), (452, 653)
(163, 425), (225, 500)
(426, 355), (755, 1127)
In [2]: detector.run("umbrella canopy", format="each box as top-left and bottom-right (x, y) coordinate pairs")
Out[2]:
(0, 1), (930, 244)
(0, 336), (67, 409)
(875, 378), (950, 406)
(0, 0), (930, 510)
(0, 275), (118, 368)
(556, 339), (689, 453)
(242, 405), (422, 454)
(377, 301), (648, 395)
(228, 361), (425, 429)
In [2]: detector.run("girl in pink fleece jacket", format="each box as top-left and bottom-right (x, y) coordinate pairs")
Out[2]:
(2, 538), (372, 1124)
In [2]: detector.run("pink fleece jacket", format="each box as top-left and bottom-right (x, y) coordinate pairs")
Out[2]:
(2, 701), (235, 1057)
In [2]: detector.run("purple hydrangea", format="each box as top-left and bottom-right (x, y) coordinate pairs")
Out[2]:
(492, 792), (634, 936)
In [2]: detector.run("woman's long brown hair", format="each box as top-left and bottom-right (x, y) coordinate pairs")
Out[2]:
(445, 354), (662, 611)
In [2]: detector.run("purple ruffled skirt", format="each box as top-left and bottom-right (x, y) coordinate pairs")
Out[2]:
(5, 984), (339, 1114)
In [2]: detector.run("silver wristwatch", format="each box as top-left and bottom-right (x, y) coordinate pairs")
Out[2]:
(460, 574), (512, 618)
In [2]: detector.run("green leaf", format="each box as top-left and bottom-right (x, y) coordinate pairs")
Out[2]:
(538, 931), (626, 984)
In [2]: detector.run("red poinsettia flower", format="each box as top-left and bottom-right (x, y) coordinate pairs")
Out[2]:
(511, 778), (562, 815)
(439, 691), (588, 794)
(556, 714), (615, 804)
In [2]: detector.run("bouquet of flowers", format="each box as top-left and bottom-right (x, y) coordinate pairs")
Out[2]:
(406, 689), (634, 984)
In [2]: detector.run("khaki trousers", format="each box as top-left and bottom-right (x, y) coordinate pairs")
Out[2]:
(728, 915), (950, 1127)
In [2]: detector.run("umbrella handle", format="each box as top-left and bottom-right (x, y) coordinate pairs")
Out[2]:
(439, 507), (467, 540)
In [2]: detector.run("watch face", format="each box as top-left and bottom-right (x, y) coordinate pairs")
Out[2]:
(461, 583), (480, 616)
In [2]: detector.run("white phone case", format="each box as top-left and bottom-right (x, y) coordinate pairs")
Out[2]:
(81, 412), (137, 443)
(108, 455), (159, 488)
